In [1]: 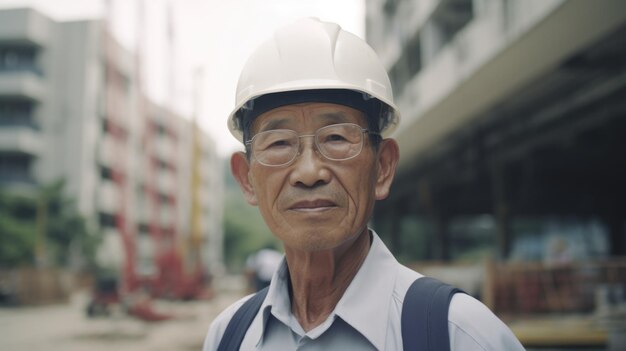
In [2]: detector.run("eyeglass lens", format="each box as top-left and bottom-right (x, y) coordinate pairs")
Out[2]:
(250, 123), (366, 166)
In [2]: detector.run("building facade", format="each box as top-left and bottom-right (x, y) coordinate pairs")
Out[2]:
(0, 8), (223, 292)
(366, 0), (626, 261)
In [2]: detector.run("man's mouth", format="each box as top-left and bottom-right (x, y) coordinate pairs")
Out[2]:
(289, 199), (337, 211)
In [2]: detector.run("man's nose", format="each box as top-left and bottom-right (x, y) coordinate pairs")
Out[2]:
(288, 138), (331, 187)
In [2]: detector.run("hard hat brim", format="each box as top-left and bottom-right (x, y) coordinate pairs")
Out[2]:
(228, 84), (400, 143)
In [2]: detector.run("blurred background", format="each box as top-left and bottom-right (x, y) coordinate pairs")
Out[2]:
(0, 0), (625, 350)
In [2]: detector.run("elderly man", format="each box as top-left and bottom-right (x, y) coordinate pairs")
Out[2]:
(204, 18), (524, 351)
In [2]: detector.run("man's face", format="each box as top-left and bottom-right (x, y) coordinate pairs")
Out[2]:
(231, 102), (398, 252)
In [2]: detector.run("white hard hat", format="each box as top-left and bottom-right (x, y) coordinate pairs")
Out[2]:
(228, 17), (400, 142)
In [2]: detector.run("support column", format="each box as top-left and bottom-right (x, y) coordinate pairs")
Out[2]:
(435, 212), (450, 261)
(420, 177), (450, 261)
(608, 215), (625, 256)
(388, 205), (400, 254)
(492, 160), (511, 260)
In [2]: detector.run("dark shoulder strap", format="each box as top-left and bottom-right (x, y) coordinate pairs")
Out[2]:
(217, 287), (269, 351)
(401, 277), (464, 351)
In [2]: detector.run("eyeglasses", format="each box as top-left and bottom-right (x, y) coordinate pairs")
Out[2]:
(245, 123), (379, 167)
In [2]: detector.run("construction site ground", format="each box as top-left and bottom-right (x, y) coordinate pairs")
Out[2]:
(0, 275), (245, 351)
(1, 273), (621, 351)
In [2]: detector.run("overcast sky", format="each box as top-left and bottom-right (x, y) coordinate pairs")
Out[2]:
(0, 0), (365, 157)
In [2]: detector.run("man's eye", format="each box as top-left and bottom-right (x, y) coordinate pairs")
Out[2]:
(267, 139), (294, 148)
(324, 134), (348, 142)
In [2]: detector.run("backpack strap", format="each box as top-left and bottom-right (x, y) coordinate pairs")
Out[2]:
(401, 277), (464, 351)
(217, 287), (269, 351)
(217, 277), (462, 351)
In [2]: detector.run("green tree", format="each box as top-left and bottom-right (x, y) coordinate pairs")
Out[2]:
(0, 192), (36, 266)
(0, 181), (99, 268)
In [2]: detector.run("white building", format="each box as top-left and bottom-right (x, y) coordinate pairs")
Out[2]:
(0, 7), (223, 288)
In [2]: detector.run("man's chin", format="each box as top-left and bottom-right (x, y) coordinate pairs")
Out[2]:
(281, 227), (364, 252)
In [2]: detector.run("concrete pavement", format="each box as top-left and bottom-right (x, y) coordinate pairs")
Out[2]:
(0, 277), (245, 351)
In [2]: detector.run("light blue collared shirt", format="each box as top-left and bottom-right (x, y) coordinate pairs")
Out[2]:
(204, 230), (524, 350)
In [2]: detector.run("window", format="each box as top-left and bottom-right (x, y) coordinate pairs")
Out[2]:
(389, 34), (421, 97)
(0, 152), (34, 183)
(430, 0), (474, 48)
(0, 100), (37, 129)
(98, 212), (117, 228)
(0, 45), (40, 75)
(100, 165), (113, 180)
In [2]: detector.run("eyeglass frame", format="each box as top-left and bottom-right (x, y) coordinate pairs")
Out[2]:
(244, 122), (381, 167)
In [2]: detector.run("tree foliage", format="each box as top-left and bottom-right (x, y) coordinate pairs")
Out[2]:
(0, 181), (100, 268)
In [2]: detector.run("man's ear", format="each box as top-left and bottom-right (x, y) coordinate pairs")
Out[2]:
(231, 152), (258, 206)
(375, 139), (399, 200)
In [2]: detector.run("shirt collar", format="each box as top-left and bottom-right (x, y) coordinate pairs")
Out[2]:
(253, 256), (291, 347)
(255, 230), (399, 350)
(333, 230), (398, 350)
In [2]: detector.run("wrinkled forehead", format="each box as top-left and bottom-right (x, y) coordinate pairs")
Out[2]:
(251, 102), (367, 134)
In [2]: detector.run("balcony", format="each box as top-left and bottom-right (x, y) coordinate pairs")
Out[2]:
(0, 126), (41, 155)
(97, 133), (116, 168)
(0, 8), (52, 48)
(0, 70), (44, 101)
(97, 180), (120, 215)
(393, 0), (626, 169)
